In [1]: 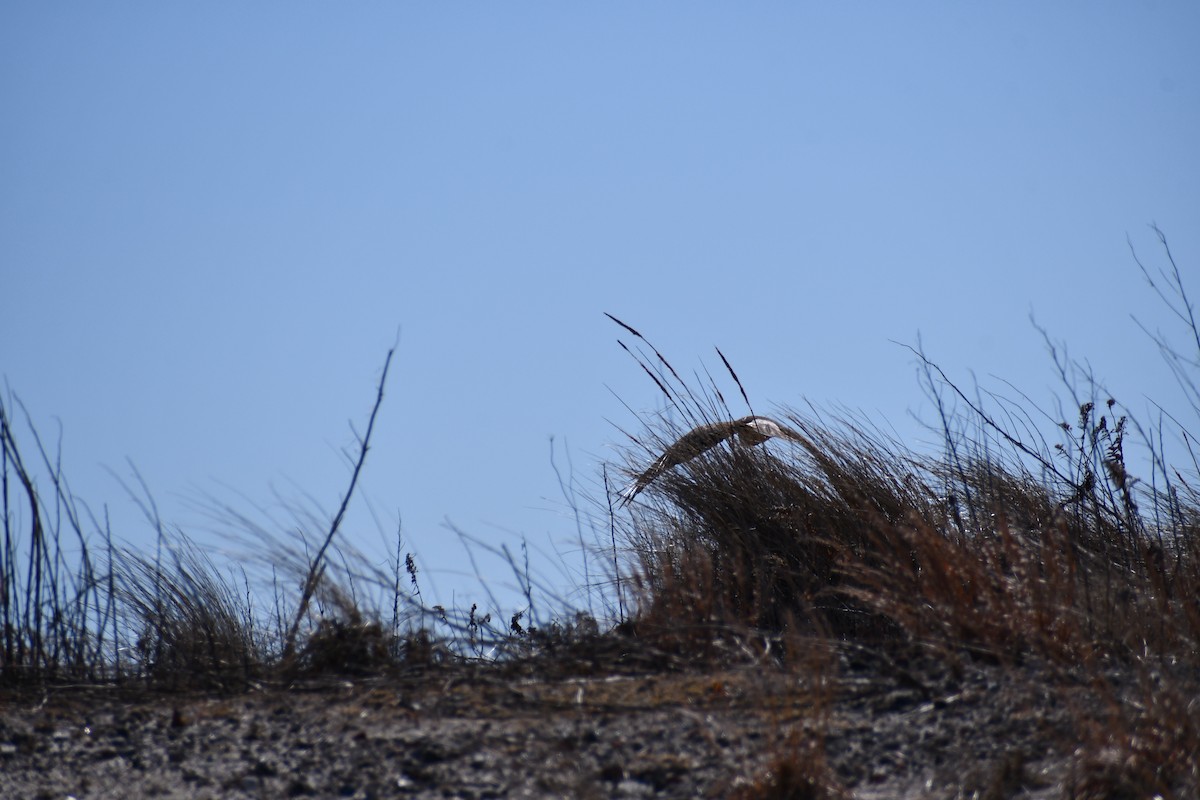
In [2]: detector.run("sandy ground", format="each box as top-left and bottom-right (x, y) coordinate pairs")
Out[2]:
(0, 643), (1124, 800)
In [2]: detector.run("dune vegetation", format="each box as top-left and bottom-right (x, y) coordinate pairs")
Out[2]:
(2, 229), (1198, 798)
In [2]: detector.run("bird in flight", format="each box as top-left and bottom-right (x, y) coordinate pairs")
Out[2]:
(619, 415), (809, 505)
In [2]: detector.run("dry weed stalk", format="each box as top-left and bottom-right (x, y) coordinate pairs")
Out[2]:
(281, 344), (395, 663)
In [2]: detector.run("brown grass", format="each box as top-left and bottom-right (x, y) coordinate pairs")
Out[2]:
(607, 230), (1200, 796)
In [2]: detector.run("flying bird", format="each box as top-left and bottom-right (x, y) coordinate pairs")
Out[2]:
(619, 415), (808, 505)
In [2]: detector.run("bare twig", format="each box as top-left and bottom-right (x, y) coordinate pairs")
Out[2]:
(281, 344), (396, 662)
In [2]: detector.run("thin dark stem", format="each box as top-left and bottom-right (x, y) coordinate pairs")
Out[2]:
(282, 344), (396, 662)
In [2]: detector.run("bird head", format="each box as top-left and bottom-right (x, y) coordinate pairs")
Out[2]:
(735, 416), (778, 446)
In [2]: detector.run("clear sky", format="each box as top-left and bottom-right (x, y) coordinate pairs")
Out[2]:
(3, 3), (1198, 619)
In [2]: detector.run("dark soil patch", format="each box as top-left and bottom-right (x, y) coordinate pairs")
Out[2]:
(0, 645), (1139, 799)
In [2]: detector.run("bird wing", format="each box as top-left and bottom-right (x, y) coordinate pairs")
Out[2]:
(619, 421), (738, 505)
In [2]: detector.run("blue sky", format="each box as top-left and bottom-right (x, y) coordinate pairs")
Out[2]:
(3, 3), (1198, 618)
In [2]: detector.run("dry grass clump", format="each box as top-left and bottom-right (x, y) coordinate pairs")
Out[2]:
(610, 294), (1199, 672)
(623, 415), (916, 644)
(2, 396), (117, 685)
(2, 396), (270, 690)
(0, 345), (434, 690)
(1065, 677), (1199, 800)
(297, 611), (394, 676)
(730, 735), (848, 800)
(115, 536), (262, 690)
(608, 230), (1200, 796)
(616, 366), (1198, 674)
(1, 340), (551, 692)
